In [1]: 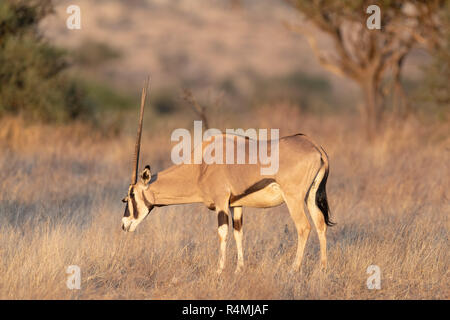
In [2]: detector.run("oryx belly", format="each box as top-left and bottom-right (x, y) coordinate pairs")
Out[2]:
(230, 183), (284, 208)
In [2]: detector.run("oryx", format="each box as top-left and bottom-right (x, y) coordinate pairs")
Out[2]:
(121, 82), (334, 274)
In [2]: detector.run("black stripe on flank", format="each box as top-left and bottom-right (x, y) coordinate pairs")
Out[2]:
(229, 178), (276, 203)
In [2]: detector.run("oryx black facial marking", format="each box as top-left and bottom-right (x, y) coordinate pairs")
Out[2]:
(122, 186), (138, 219)
(123, 203), (131, 217)
(129, 187), (139, 219)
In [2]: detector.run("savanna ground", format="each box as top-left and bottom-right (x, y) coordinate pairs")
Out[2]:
(0, 107), (448, 300)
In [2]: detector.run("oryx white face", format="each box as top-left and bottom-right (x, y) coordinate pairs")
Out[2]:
(121, 166), (153, 232)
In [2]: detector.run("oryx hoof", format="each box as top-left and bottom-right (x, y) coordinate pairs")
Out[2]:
(234, 265), (244, 274)
(289, 265), (300, 274)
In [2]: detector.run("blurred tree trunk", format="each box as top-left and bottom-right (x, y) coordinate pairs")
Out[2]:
(392, 55), (410, 118)
(363, 78), (381, 140)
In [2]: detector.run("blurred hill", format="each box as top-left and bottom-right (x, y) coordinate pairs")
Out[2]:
(36, 0), (437, 120)
(40, 0), (361, 105)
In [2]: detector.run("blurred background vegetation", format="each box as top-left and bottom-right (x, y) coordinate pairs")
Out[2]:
(0, 0), (133, 130)
(0, 0), (82, 122)
(0, 0), (448, 135)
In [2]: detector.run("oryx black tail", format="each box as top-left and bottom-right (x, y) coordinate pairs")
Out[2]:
(316, 159), (334, 227)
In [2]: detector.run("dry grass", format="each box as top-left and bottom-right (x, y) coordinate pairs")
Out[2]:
(0, 111), (448, 300)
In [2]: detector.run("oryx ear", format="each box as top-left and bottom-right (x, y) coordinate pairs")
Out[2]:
(140, 165), (151, 185)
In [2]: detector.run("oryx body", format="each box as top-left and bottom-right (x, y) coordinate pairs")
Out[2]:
(122, 82), (334, 274)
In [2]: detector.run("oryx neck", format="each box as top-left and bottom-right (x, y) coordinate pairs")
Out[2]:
(147, 164), (203, 205)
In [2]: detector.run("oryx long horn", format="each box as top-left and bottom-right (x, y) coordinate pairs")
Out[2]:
(131, 76), (150, 185)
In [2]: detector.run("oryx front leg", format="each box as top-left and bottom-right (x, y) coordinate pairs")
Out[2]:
(231, 206), (244, 273)
(217, 209), (229, 275)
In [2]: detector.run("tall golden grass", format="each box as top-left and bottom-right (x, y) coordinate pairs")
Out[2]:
(0, 109), (448, 299)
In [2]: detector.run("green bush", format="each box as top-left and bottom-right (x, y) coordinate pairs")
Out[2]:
(0, 0), (92, 123)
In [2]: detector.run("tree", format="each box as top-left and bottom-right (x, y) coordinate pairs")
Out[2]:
(287, 0), (446, 139)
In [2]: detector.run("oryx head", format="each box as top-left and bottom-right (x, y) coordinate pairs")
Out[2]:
(121, 78), (154, 232)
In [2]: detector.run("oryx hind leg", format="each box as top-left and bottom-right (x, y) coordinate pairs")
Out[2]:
(307, 166), (328, 271)
(281, 189), (310, 272)
(231, 206), (244, 273)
